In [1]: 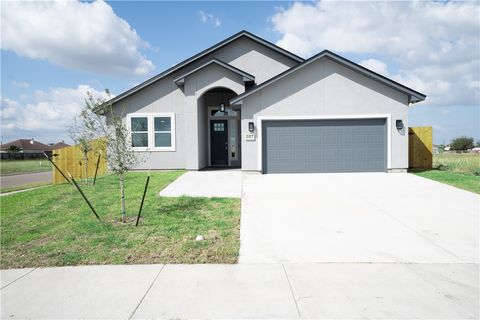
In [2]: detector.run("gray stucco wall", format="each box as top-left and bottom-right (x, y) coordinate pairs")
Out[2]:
(112, 36), (299, 170)
(240, 57), (410, 171)
(184, 63), (245, 169)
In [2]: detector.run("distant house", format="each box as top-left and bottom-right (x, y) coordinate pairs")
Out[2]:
(49, 141), (70, 150)
(1, 139), (52, 153)
(1, 138), (52, 159)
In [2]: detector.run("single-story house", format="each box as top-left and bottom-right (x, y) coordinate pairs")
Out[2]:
(1, 138), (52, 153)
(109, 30), (426, 173)
(1, 138), (53, 159)
(50, 141), (70, 150)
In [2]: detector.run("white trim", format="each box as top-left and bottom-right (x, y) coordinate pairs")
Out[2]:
(127, 113), (176, 152)
(256, 114), (392, 172)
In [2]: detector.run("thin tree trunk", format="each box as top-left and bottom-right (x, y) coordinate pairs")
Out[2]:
(120, 173), (126, 223)
(84, 154), (88, 184)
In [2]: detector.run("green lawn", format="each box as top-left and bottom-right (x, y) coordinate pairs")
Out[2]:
(0, 159), (52, 175)
(0, 182), (52, 194)
(0, 171), (241, 269)
(412, 153), (480, 194)
(413, 170), (480, 194)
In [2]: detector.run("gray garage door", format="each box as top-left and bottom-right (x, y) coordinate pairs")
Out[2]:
(262, 118), (387, 173)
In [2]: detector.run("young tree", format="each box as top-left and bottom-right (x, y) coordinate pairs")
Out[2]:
(6, 145), (21, 153)
(84, 90), (142, 223)
(69, 113), (96, 183)
(450, 136), (474, 151)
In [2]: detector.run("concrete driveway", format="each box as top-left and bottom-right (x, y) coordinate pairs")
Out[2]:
(240, 173), (479, 263)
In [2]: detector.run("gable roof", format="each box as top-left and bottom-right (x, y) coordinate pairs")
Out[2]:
(231, 50), (427, 106)
(111, 30), (304, 105)
(1, 139), (52, 151)
(173, 58), (255, 86)
(50, 141), (70, 150)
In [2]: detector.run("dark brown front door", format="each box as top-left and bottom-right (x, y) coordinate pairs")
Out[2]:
(210, 120), (228, 166)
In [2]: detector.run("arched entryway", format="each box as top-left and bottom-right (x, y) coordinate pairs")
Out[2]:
(198, 87), (241, 168)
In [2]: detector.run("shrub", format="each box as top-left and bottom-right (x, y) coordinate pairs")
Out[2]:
(450, 136), (474, 151)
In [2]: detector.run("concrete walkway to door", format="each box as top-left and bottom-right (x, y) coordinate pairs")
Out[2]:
(240, 172), (479, 263)
(159, 169), (242, 198)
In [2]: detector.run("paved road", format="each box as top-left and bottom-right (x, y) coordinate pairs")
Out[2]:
(0, 171), (52, 189)
(1, 263), (478, 319)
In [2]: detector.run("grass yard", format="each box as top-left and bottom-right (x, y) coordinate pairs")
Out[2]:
(414, 170), (480, 194)
(0, 159), (52, 175)
(0, 171), (241, 269)
(412, 153), (480, 194)
(433, 153), (480, 174)
(0, 182), (52, 194)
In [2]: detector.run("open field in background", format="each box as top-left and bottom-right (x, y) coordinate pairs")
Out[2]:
(1, 171), (241, 268)
(0, 159), (52, 175)
(413, 152), (480, 194)
(433, 152), (480, 174)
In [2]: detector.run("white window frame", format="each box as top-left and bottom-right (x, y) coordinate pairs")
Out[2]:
(127, 113), (176, 151)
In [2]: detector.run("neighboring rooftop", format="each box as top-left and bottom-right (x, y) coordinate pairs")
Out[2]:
(50, 141), (70, 150)
(1, 139), (52, 151)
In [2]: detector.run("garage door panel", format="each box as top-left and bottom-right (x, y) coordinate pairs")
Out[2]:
(262, 119), (386, 173)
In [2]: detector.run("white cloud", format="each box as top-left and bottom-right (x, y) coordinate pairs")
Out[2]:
(271, 1), (480, 107)
(1, 85), (109, 142)
(1, 0), (154, 76)
(11, 80), (30, 88)
(359, 59), (389, 76)
(199, 10), (221, 27)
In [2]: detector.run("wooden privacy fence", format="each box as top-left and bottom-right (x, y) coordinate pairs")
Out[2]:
(409, 126), (433, 170)
(52, 139), (107, 184)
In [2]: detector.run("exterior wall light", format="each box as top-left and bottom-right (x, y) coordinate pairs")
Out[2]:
(396, 120), (404, 130)
(248, 122), (255, 132)
(220, 103), (225, 112)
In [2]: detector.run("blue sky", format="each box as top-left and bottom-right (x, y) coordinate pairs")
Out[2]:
(1, 1), (479, 145)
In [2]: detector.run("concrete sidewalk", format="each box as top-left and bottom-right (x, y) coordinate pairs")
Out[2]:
(1, 263), (478, 319)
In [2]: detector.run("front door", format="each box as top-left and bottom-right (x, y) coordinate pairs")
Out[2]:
(210, 120), (228, 166)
